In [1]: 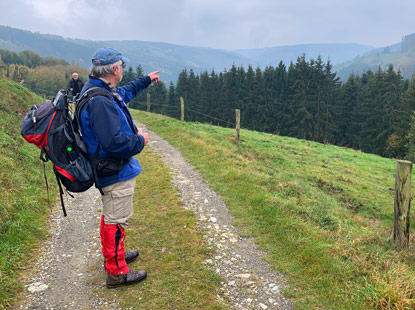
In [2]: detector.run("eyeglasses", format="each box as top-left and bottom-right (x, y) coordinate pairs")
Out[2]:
(121, 61), (126, 69)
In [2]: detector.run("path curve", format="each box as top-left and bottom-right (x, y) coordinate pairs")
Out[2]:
(137, 121), (292, 310)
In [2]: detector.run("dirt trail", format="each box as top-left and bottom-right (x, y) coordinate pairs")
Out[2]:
(13, 122), (292, 310)
(138, 121), (292, 310)
(13, 188), (119, 310)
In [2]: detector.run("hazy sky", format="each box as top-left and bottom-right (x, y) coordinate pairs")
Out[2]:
(1, 0), (414, 50)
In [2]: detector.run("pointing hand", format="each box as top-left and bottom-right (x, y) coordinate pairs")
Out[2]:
(148, 71), (160, 83)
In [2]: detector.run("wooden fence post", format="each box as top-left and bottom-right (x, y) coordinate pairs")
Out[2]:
(13, 65), (18, 82)
(235, 109), (240, 146)
(180, 96), (184, 122)
(393, 160), (413, 248)
(147, 93), (151, 112)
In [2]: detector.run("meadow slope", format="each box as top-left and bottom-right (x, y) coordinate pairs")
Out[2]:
(132, 110), (415, 309)
(0, 79), (53, 309)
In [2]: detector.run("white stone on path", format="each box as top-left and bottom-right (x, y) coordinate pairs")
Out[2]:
(28, 282), (48, 293)
(236, 273), (251, 280)
(259, 303), (268, 309)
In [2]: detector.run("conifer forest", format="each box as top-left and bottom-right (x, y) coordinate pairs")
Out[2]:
(123, 55), (415, 160)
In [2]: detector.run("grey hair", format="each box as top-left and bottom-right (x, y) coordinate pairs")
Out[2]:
(90, 60), (122, 78)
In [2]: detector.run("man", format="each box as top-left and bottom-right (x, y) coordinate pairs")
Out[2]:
(78, 47), (160, 288)
(67, 72), (85, 98)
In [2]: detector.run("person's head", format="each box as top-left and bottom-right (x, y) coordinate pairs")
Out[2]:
(90, 47), (129, 86)
(72, 73), (79, 80)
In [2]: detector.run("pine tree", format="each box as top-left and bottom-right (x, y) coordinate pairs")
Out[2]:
(243, 65), (256, 129)
(167, 81), (179, 119)
(339, 74), (361, 147)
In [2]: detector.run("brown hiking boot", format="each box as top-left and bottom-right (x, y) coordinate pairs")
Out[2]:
(103, 249), (139, 269)
(106, 269), (147, 289)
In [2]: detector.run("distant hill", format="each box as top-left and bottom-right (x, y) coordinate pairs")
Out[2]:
(0, 25), (375, 83)
(333, 34), (415, 81)
(0, 25), (247, 83)
(234, 43), (374, 68)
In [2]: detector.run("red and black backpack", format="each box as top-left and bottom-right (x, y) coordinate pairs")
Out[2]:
(21, 88), (129, 216)
(21, 90), (99, 216)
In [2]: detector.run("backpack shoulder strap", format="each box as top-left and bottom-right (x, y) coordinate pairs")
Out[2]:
(74, 87), (111, 132)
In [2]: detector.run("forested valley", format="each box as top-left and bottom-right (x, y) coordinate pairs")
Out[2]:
(2, 48), (415, 160)
(125, 56), (415, 160)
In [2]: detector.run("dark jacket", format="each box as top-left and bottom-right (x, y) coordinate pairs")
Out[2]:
(78, 75), (151, 188)
(67, 78), (85, 96)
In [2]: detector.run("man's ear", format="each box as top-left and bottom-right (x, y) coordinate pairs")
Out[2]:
(113, 65), (118, 75)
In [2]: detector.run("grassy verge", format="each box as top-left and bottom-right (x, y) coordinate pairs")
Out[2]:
(131, 110), (415, 309)
(0, 79), (54, 309)
(96, 147), (225, 309)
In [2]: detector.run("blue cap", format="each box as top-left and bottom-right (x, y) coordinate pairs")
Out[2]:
(91, 47), (130, 66)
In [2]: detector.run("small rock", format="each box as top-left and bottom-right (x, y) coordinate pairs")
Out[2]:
(236, 273), (251, 280)
(28, 283), (48, 293)
(259, 303), (268, 309)
(271, 285), (279, 292)
(209, 217), (217, 223)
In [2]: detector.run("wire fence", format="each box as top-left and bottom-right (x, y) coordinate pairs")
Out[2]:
(279, 147), (396, 194)
(140, 102), (236, 127)
(39, 93), (399, 196)
(142, 101), (397, 195)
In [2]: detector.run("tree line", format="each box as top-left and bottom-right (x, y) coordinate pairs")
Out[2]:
(123, 56), (415, 159)
(2, 48), (415, 159)
(0, 49), (88, 96)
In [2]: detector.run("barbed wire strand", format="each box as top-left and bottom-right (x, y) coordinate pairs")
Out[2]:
(289, 149), (395, 193)
(143, 103), (396, 193)
(142, 102), (236, 126)
(147, 103), (394, 193)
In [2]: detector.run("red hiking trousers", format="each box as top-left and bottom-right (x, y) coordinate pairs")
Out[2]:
(100, 215), (129, 275)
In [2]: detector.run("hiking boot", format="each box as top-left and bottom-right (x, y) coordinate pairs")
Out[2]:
(103, 249), (139, 268)
(106, 269), (147, 289)
(125, 249), (139, 264)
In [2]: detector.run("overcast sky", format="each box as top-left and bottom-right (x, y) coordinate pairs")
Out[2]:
(1, 0), (414, 50)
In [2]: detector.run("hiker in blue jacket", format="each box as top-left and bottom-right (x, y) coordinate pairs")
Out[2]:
(78, 47), (159, 288)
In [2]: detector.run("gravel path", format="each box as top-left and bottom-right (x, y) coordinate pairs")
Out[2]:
(13, 122), (293, 310)
(13, 188), (119, 310)
(138, 121), (292, 310)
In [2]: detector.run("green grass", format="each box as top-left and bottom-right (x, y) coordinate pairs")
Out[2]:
(131, 110), (415, 310)
(95, 147), (224, 309)
(3, 76), (415, 309)
(0, 78), (54, 309)
(0, 78), (223, 309)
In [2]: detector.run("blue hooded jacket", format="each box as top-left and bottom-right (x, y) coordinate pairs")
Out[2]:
(79, 75), (151, 188)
